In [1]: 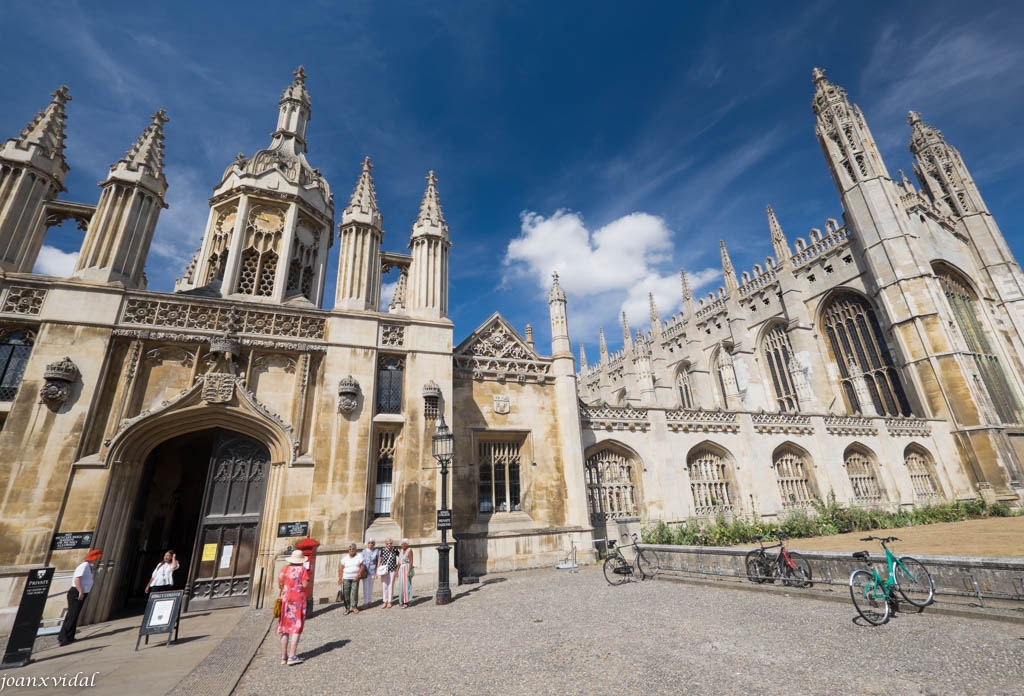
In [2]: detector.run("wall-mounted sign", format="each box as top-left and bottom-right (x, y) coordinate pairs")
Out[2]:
(277, 521), (309, 538)
(50, 531), (94, 551)
(1, 567), (54, 667)
(436, 509), (453, 530)
(201, 544), (217, 562)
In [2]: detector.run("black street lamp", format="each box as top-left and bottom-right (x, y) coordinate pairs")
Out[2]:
(432, 414), (454, 605)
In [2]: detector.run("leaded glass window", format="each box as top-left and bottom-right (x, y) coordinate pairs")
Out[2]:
(676, 367), (693, 409)
(688, 448), (733, 516)
(844, 447), (884, 505)
(937, 270), (1022, 425)
(822, 293), (911, 416)
(373, 431), (397, 517)
(376, 356), (404, 414)
(0, 329), (33, 402)
(904, 445), (941, 501)
(763, 324), (799, 412)
(585, 448), (639, 522)
(773, 447), (815, 509)
(478, 439), (523, 514)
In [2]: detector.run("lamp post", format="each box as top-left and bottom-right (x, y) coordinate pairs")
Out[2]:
(432, 415), (454, 605)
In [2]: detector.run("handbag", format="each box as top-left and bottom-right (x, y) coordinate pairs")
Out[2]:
(273, 597), (282, 618)
(376, 561), (387, 577)
(358, 564), (368, 580)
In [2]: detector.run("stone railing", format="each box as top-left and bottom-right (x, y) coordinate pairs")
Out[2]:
(695, 297), (728, 321)
(119, 296), (326, 341)
(823, 415), (878, 436)
(751, 412), (814, 435)
(884, 416), (933, 437)
(791, 227), (851, 269)
(580, 405), (650, 432)
(665, 409), (740, 433)
(737, 269), (778, 298)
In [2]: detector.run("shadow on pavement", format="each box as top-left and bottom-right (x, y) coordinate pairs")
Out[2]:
(300, 639), (350, 660)
(137, 634), (210, 650)
(450, 576), (507, 603)
(25, 646), (104, 664)
(83, 625), (136, 641)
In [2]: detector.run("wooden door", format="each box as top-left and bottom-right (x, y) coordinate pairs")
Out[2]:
(186, 431), (270, 610)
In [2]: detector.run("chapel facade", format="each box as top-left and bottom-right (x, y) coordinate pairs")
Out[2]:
(0, 67), (1021, 632)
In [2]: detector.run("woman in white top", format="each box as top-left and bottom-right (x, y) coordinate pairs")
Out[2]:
(145, 550), (179, 593)
(337, 544), (364, 615)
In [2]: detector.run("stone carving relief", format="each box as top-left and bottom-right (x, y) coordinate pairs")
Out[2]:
(493, 394), (510, 415)
(337, 375), (360, 413)
(39, 356), (79, 409)
(1, 286), (47, 315)
(454, 317), (551, 384)
(380, 323), (406, 347)
(120, 298), (326, 340)
(202, 373), (237, 404)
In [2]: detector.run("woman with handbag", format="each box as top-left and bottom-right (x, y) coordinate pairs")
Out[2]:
(397, 538), (414, 608)
(360, 539), (380, 609)
(378, 538), (399, 608)
(277, 549), (310, 666)
(338, 543), (363, 614)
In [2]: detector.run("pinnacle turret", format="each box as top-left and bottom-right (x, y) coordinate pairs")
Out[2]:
(579, 343), (588, 369)
(548, 270), (566, 303)
(599, 328), (608, 362)
(108, 110), (168, 195)
(649, 292), (662, 336)
(342, 156), (383, 229)
(720, 240), (738, 292)
(681, 268), (695, 318)
(411, 170), (449, 240)
(907, 110), (985, 216)
(272, 66), (312, 149)
(6, 85), (72, 186)
(766, 205), (791, 262)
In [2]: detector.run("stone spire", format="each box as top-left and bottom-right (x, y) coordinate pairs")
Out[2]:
(766, 205), (791, 262)
(525, 323), (534, 351)
(407, 170), (451, 318)
(720, 240), (738, 292)
(548, 272), (571, 357)
(811, 67), (889, 194)
(621, 311), (633, 351)
(579, 343), (588, 370)
(11, 85), (71, 184)
(274, 65), (312, 149)
(681, 268), (695, 318)
(342, 156), (383, 229)
(599, 328), (609, 363)
(649, 292), (661, 335)
(73, 110), (170, 288)
(547, 270), (566, 303)
(907, 110), (986, 217)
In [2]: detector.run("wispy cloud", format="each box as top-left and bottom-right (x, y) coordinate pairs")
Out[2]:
(146, 165), (210, 289)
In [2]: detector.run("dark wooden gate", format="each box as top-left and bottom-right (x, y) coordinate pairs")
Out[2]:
(186, 431), (269, 610)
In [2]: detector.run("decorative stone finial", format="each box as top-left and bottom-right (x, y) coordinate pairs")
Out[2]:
(338, 375), (361, 413)
(548, 271), (566, 303)
(811, 67), (827, 84)
(293, 65), (308, 85)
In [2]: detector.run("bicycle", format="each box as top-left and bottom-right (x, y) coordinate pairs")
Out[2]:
(744, 533), (812, 587)
(602, 533), (660, 585)
(849, 536), (935, 626)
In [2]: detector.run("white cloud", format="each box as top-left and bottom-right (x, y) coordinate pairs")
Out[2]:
(146, 165), (212, 290)
(33, 246), (79, 277)
(503, 209), (718, 343)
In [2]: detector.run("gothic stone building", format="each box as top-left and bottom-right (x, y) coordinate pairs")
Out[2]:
(0, 67), (1022, 632)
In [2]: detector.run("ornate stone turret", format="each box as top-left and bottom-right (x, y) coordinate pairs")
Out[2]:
(598, 328), (608, 363)
(812, 67), (889, 195)
(720, 240), (738, 293)
(73, 110), (169, 287)
(766, 205), (791, 263)
(649, 292), (661, 336)
(579, 343), (588, 370)
(548, 271), (570, 358)
(406, 171), (451, 319)
(174, 68), (333, 306)
(336, 156), (384, 311)
(0, 87), (72, 272)
(681, 268), (695, 319)
(621, 311), (632, 352)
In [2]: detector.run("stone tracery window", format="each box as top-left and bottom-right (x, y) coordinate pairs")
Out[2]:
(373, 430), (397, 517)
(904, 445), (941, 501)
(773, 446), (815, 509)
(286, 220), (319, 301)
(937, 268), (1022, 424)
(478, 439), (523, 514)
(844, 446), (885, 505)
(762, 323), (799, 412)
(235, 205), (284, 297)
(376, 356), (404, 414)
(822, 292), (911, 416)
(585, 447), (639, 522)
(0, 328), (34, 402)
(687, 447), (733, 517)
(204, 207), (236, 285)
(675, 366), (693, 409)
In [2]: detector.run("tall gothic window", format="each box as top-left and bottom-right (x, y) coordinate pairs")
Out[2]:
(904, 445), (941, 501)
(286, 221), (319, 301)
(675, 366), (694, 409)
(762, 324), (799, 412)
(844, 446), (885, 505)
(373, 431), (397, 517)
(773, 446), (816, 509)
(822, 292), (911, 416)
(376, 356), (404, 414)
(584, 448), (640, 522)
(235, 205), (284, 297)
(712, 349), (731, 409)
(204, 207), (235, 285)
(478, 439), (523, 514)
(0, 329), (34, 402)
(937, 269), (1022, 424)
(687, 447), (734, 517)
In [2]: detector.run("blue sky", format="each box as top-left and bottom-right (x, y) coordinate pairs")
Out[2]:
(3, 1), (1023, 358)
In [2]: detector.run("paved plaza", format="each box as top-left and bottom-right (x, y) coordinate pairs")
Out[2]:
(236, 567), (1022, 696)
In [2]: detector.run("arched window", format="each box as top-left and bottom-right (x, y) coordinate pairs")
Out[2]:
(822, 292), (911, 416)
(675, 366), (693, 409)
(762, 324), (799, 412)
(373, 431), (396, 517)
(687, 447), (734, 516)
(478, 439), (523, 513)
(235, 205), (284, 296)
(0, 328), (34, 402)
(585, 447), (639, 522)
(936, 268), (1022, 424)
(844, 446), (885, 505)
(904, 445), (941, 501)
(376, 356), (404, 414)
(773, 446), (816, 509)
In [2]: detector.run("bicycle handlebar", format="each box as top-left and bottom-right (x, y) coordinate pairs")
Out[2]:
(860, 536), (901, 544)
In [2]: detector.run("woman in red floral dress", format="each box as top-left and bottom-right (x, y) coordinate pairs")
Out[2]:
(277, 549), (311, 665)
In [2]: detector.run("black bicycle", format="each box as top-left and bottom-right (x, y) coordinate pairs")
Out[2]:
(603, 533), (660, 585)
(744, 533), (812, 587)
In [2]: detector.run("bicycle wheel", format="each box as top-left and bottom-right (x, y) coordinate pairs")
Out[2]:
(849, 569), (890, 626)
(635, 548), (660, 579)
(895, 556), (934, 608)
(603, 554), (630, 585)
(781, 551), (813, 588)
(744, 550), (770, 584)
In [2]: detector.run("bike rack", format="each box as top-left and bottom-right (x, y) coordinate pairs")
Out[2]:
(966, 574), (986, 608)
(556, 540), (578, 572)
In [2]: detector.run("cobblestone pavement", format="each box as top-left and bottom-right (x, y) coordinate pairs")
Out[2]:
(234, 567), (1024, 696)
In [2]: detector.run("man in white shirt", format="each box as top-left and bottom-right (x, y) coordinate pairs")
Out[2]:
(58, 548), (102, 646)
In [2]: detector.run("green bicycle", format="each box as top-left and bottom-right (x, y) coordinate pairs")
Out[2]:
(849, 536), (935, 626)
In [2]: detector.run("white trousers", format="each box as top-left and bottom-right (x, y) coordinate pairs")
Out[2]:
(361, 574), (376, 606)
(380, 570), (396, 603)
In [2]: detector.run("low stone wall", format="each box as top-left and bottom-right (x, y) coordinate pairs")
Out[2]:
(643, 544), (1024, 602)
